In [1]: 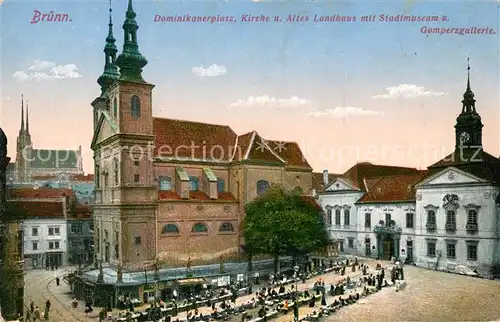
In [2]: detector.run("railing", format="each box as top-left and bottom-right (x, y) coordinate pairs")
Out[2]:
(445, 223), (456, 233)
(466, 223), (478, 234)
(425, 222), (436, 231)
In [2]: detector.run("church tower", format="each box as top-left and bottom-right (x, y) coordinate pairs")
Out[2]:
(91, 0), (156, 270)
(15, 96), (32, 182)
(455, 59), (483, 150)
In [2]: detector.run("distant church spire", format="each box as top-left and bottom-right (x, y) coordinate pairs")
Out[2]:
(97, 0), (120, 94)
(20, 94), (24, 133)
(115, 0), (148, 83)
(461, 57), (476, 114)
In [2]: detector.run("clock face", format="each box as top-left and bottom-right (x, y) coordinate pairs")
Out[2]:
(459, 132), (470, 144)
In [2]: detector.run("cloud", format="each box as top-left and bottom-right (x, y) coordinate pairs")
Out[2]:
(373, 84), (444, 99)
(13, 59), (82, 82)
(192, 64), (227, 77)
(228, 95), (308, 108)
(308, 106), (383, 118)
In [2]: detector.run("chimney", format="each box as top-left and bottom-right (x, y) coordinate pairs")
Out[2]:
(323, 170), (329, 186)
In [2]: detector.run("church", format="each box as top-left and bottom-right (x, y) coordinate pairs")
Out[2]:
(318, 66), (500, 276)
(90, 0), (314, 274)
(7, 97), (84, 184)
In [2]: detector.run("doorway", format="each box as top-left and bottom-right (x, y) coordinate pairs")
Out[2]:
(365, 238), (371, 257)
(383, 237), (394, 260)
(406, 240), (413, 263)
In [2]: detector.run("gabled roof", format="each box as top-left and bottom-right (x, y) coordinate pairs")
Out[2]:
(244, 131), (286, 164)
(91, 111), (118, 148)
(8, 201), (65, 218)
(312, 172), (339, 192)
(357, 171), (428, 203)
(336, 162), (421, 190)
(426, 149), (500, 184)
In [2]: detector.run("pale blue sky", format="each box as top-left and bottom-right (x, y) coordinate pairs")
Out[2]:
(1, 0), (499, 173)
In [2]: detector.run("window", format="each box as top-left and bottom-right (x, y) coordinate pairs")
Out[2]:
(191, 223), (208, 233)
(256, 180), (269, 195)
(335, 209), (341, 225)
(467, 243), (477, 261)
(96, 166), (100, 188)
(339, 241), (344, 252)
(71, 224), (83, 234)
(385, 214), (392, 226)
(348, 238), (354, 248)
(55, 242), (60, 249)
(131, 95), (141, 119)
(344, 209), (350, 226)
(114, 159), (119, 185)
(32, 242), (38, 251)
(113, 97), (118, 118)
(162, 224), (179, 234)
(427, 241), (436, 257)
(135, 237), (142, 245)
(49, 242), (54, 250)
(71, 241), (78, 248)
(446, 210), (456, 231)
(134, 161), (140, 166)
(217, 178), (225, 193)
(134, 174), (140, 183)
(364, 213), (371, 228)
(189, 176), (199, 192)
(446, 242), (456, 259)
(326, 208), (332, 225)
(426, 210), (436, 230)
(48, 227), (60, 236)
(89, 222), (94, 232)
(49, 241), (59, 250)
(104, 172), (109, 187)
(159, 176), (172, 191)
(406, 213), (414, 228)
(467, 210), (478, 224)
(219, 222), (234, 232)
(32, 227), (38, 236)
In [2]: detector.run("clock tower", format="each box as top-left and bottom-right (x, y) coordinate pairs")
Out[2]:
(455, 59), (483, 150)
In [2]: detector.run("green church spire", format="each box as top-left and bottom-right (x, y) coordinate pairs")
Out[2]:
(97, 1), (120, 94)
(115, 0), (148, 83)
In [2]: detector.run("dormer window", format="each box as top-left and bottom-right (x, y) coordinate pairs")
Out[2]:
(159, 176), (172, 191)
(217, 177), (225, 193)
(189, 176), (199, 191)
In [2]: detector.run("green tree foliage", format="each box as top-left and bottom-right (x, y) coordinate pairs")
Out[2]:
(243, 185), (330, 270)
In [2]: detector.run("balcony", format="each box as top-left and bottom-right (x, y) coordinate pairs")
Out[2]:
(466, 223), (478, 234)
(425, 222), (436, 232)
(445, 223), (456, 233)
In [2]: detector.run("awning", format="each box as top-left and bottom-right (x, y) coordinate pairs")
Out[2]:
(175, 277), (206, 286)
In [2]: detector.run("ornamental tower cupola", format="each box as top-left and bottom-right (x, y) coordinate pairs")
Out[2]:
(97, 2), (120, 95)
(455, 59), (483, 150)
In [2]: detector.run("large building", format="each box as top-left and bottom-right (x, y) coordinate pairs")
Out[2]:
(91, 0), (313, 274)
(318, 67), (500, 276)
(9, 96), (84, 183)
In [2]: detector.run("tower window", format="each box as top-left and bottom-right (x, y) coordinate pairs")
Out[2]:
(134, 174), (140, 183)
(131, 96), (141, 119)
(128, 33), (132, 42)
(113, 97), (118, 118)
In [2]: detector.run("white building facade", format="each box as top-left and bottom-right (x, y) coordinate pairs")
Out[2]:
(317, 70), (500, 276)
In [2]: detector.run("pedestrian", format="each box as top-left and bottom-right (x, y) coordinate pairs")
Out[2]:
(56, 277), (60, 286)
(30, 301), (35, 313)
(34, 306), (41, 320)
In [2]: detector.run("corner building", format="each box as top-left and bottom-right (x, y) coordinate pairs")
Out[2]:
(91, 0), (313, 271)
(318, 66), (500, 276)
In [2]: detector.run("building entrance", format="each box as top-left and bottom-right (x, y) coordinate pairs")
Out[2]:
(383, 237), (394, 260)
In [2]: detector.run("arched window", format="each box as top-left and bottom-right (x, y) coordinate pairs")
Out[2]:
(446, 210), (456, 230)
(131, 95), (141, 119)
(326, 208), (332, 225)
(427, 210), (436, 223)
(467, 210), (478, 224)
(219, 222), (234, 232)
(256, 180), (269, 195)
(162, 224), (179, 234)
(113, 97), (118, 118)
(344, 209), (350, 226)
(113, 159), (119, 185)
(191, 223), (208, 233)
(189, 176), (199, 192)
(217, 178), (225, 193)
(335, 209), (341, 225)
(159, 176), (172, 191)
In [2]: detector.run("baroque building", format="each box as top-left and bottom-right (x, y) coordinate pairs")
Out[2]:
(91, 0), (312, 275)
(318, 65), (500, 276)
(9, 96), (84, 183)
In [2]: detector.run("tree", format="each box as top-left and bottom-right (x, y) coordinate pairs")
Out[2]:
(243, 185), (330, 272)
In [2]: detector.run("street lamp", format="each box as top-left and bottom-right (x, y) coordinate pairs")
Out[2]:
(294, 265), (299, 294)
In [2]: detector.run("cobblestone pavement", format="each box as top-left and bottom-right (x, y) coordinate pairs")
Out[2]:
(24, 267), (96, 321)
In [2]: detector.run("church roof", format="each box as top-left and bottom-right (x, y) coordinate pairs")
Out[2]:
(335, 162), (421, 190)
(152, 117), (311, 168)
(427, 149), (500, 184)
(31, 149), (79, 169)
(356, 171), (428, 203)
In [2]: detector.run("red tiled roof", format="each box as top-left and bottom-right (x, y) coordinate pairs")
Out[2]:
(232, 132), (253, 161)
(32, 175), (57, 180)
(312, 172), (339, 192)
(8, 201), (65, 218)
(301, 195), (322, 211)
(153, 118), (237, 161)
(246, 133), (284, 164)
(339, 162), (421, 190)
(357, 171), (428, 203)
(68, 203), (92, 218)
(158, 190), (236, 201)
(8, 188), (75, 199)
(71, 174), (94, 181)
(268, 140), (311, 168)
